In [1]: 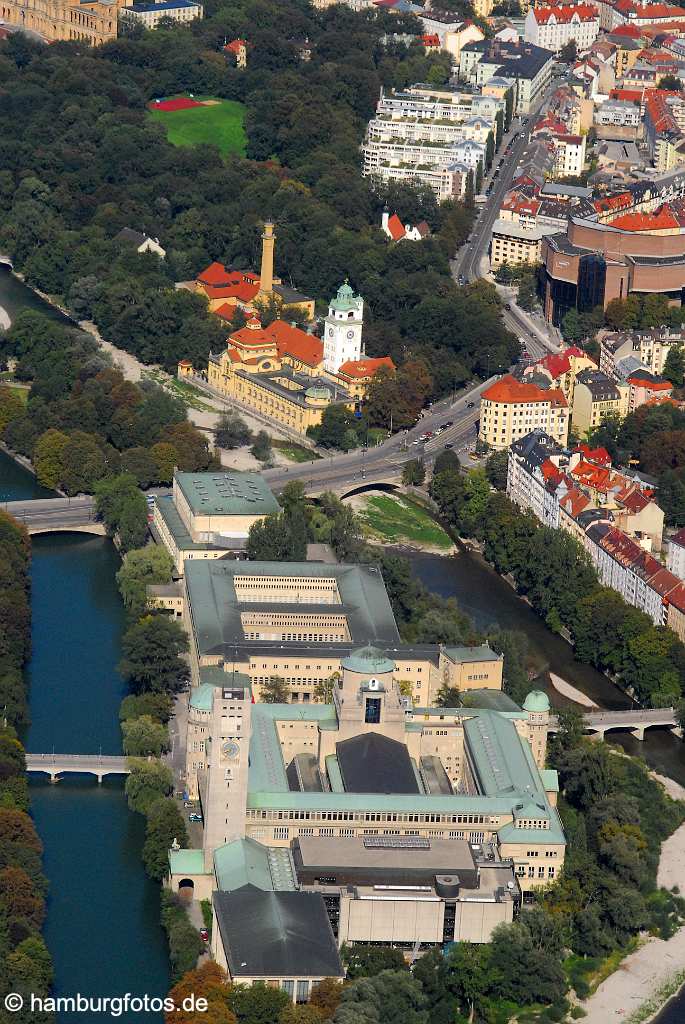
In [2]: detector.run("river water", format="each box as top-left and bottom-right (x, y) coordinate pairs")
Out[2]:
(1, 450), (169, 1023)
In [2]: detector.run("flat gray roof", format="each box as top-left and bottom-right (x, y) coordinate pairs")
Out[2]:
(294, 835), (476, 874)
(176, 472), (280, 517)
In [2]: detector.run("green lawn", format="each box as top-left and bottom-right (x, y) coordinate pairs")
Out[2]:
(149, 98), (247, 156)
(356, 494), (453, 550)
(272, 441), (320, 464)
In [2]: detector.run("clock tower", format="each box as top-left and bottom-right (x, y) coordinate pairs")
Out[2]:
(323, 280), (364, 374)
(202, 681), (252, 870)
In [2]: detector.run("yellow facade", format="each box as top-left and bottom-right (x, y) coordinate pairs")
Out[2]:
(571, 380), (630, 435)
(0, 0), (122, 42)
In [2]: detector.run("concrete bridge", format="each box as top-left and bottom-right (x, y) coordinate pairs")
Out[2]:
(26, 753), (130, 783)
(3, 496), (105, 536)
(549, 707), (681, 742)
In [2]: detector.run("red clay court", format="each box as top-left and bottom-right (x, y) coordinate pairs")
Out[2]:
(148, 97), (204, 112)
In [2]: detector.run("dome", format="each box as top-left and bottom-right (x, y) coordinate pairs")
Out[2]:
(523, 690), (550, 713)
(341, 644), (395, 675)
(329, 279), (361, 312)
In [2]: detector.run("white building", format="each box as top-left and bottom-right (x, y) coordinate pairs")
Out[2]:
(119, 0), (202, 27)
(323, 282), (364, 374)
(667, 529), (685, 580)
(553, 133), (586, 177)
(524, 4), (600, 54)
(594, 98), (642, 128)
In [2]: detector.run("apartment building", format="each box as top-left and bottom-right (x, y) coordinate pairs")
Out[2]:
(479, 375), (570, 450)
(374, 84), (505, 125)
(594, 98), (642, 127)
(600, 326), (682, 379)
(459, 40), (555, 115)
(524, 3), (600, 53)
(491, 219), (546, 266)
(521, 345), (598, 403)
(572, 369), (630, 433)
(119, 0), (202, 27)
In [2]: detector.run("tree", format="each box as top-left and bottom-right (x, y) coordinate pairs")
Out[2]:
(658, 74), (683, 91)
(151, 442), (179, 484)
(120, 692), (173, 724)
(435, 684), (461, 707)
(663, 345), (685, 388)
(559, 39), (577, 63)
(143, 797), (188, 880)
(246, 511), (308, 561)
(32, 428), (69, 489)
(402, 458), (426, 486)
(260, 675), (289, 703)
(215, 411), (252, 450)
(443, 942), (494, 1022)
(116, 546), (174, 619)
(229, 984), (290, 1024)
(119, 615), (189, 694)
(310, 978), (344, 1018)
(0, 386), (25, 435)
(122, 715), (170, 756)
(314, 672), (340, 704)
(341, 945), (408, 978)
(120, 446), (159, 488)
(125, 759), (174, 815)
(485, 449), (508, 490)
(166, 963), (235, 1024)
(94, 473), (148, 553)
(59, 431), (107, 494)
(517, 274), (537, 312)
(250, 430), (273, 463)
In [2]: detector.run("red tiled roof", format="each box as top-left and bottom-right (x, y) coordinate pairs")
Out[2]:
(270, 321), (323, 367)
(198, 261), (231, 286)
(482, 374), (568, 407)
(608, 203), (681, 231)
(533, 3), (598, 23)
(225, 39), (246, 53)
(612, 23), (642, 36)
(338, 356), (396, 379)
(627, 374), (673, 390)
(214, 302), (238, 321)
(559, 486), (591, 518)
(573, 443), (611, 465)
(422, 33), (440, 46)
(386, 213), (406, 241)
(620, 489), (651, 513)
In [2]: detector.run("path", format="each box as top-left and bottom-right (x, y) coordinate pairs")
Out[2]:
(580, 775), (685, 1024)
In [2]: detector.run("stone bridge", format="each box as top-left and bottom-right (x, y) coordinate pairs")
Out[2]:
(549, 707), (680, 742)
(26, 753), (130, 783)
(3, 496), (105, 536)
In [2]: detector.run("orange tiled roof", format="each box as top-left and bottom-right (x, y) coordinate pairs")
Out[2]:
(608, 203), (681, 231)
(338, 356), (395, 379)
(386, 213), (406, 241)
(533, 3), (598, 22)
(481, 374), (568, 407)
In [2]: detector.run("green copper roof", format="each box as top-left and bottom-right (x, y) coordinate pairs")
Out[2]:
(213, 837), (295, 893)
(329, 280), (362, 313)
(190, 668), (252, 710)
(175, 471), (280, 517)
(523, 690), (550, 713)
(443, 645), (502, 665)
(168, 848), (208, 876)
(541, 769), (559, 793)
(341, 644), (395, 674)
(189, 683), (215, 712)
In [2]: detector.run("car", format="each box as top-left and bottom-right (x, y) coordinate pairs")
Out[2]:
(200, 929), (209, 943)
(467, 401), (475, 409)
(411, 437), (422, 444)
(188, 813), (203, 823)
(504, 303), (511, 310)
(443, 443), (454, 449)
(442, 420), (453, 428)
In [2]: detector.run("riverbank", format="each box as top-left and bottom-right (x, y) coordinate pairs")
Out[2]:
(346, 491), (456, 554)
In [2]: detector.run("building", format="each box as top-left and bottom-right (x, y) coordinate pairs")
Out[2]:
(113, 228), (166, 258)
(193, 221), (315, 322)
(490, 219), (546, 267)
(524, 4), (600, 53)
(479, 374), (570, 449)
(667, 526), (685, 578)
(599, 326), (681, 378)
(119, 0), (202, 27)
(0, 0), (124, 43)
(625, 367), (674, 409)
(168, 619), (564, 902)
(323, 282), (364, 374)
(541, 215), (685, 326)
(459, 39), (555, 114)
(595, 97), (642, 127)
(571, 368), (630, 432)
(381, 209), (432, 241)
(191, 283), (392, 436)
(163, 558), (504, 705)
(224, 39), (247, 67)
(521, 345), (598, 404)
(419, 18), (485, 59)
(149, 471), (281, 575)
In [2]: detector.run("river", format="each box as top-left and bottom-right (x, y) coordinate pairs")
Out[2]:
(1, 449), (169, 1024)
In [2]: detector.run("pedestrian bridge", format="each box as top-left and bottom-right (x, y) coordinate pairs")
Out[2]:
(549, 708), (681, 742)
(26, 754), (130, 783)
(3, 496), (105, 536)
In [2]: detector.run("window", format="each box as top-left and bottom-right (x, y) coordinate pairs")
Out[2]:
(274, 827), (289, 840)
(296, 982), (309, 1004)
(365, 697), (381, 724)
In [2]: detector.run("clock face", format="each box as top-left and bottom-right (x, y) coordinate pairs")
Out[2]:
(222, 740), (240, 760)
(328, 328), (334, 337)
(347, 330), (355, 339)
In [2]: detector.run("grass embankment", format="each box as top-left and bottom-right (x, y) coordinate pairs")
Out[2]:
(272, 439), (320, 463)
(356, 493), (453, 551)
(148, 98), (247, 156)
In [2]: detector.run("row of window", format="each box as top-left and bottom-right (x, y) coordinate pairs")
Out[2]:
(248, 809), (491, 824)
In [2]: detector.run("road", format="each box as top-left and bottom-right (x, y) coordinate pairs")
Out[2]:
(262, 376), (493, 492)
(2, 495), (97, 528)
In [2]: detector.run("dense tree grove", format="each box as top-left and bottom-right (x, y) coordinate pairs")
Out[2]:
(0, 312), (218, 501)
(0, 514), (54, 1024)
(0, 8), (517, 391)
(432, 460), (685, 706)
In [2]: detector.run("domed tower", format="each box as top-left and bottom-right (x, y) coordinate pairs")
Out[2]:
(523, 690), (550, 769)
(323, 280), (364, 374)
(336, 645), (404, 742)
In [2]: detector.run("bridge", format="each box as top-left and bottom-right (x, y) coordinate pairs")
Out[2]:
(549, 708), (681, 742)
(2, 496), (105, 536)
(26, 753), (130, 782)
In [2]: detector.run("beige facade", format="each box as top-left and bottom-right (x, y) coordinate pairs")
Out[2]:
(571, 377), (629, 434)
(491, 220), (544, 268)
(0, 0), (122, 43)
(479, 375), (569, 450)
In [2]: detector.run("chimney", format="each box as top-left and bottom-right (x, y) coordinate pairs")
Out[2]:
(381, 207), (390, 232)
(260, 219), (275, 295)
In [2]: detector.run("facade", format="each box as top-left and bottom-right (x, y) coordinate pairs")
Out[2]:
(541, 216), (685, 326)
(119, 0), (202, 27)
(323, 282), (364, 374)
(571, 368), (630, 433)
(381, 210), (432, 241)
(491, 219), (546, 267)
(667, 527), (685, 579)
(149, 471), (280, 575)
(595, 98), (642, 128)
(524, 3), (600, 53)
(0, 0), (124, 43)
(114, 228), (166, 258)
(599, 327), (682, 379)
(520, 346), (598, 404)
(459, 40), (555, 114)
(479, 374), (570, 449)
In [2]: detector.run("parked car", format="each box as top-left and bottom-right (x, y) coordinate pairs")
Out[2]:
(443, 443), (454, 450)
(467, 401), (475, 409)
(200, 929), (209, 942)
(188, 813), (203, 823)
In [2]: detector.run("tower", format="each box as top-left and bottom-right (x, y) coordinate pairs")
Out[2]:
(259, 220), (275, 297)
(202, 681), (252, 870)
(323, 280), (364, 374)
